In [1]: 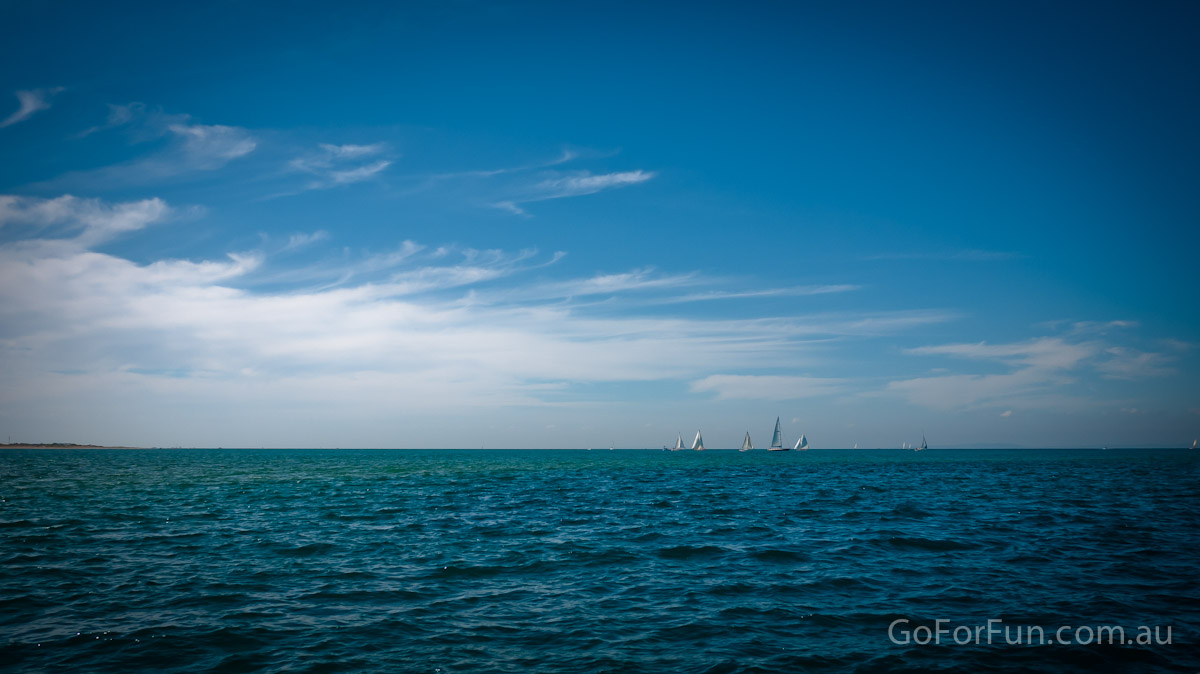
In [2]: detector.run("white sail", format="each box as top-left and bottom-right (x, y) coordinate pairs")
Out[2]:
(853, 442), (857, 449)
(794, 434), (808, 450)
(672, 433), (684, 451)
(692, 430), (705, 451)
(740, 432), (753, 452)
(918, 435), (928, 451)
(767, 417), (788, 451)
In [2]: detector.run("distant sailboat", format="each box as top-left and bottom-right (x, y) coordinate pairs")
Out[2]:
(902, 442), (908, 450)
(767, 417), (788, 451)
(666, 432), (685, 451)
(1193, 439), (1198, 450)
(692, 430), (705, 451)
(914, 435), (927, 451)
(740, 432), (753, 452)
(794, 434), (808, 451)
(853, 442), (858, 449)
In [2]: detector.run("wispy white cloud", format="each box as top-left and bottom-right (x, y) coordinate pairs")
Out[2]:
(424, 147), (584, 184)
(491, 169), (655, 214)
(691, 374), (847, 400)
(167, 122), (257, 167)
(904, 337), (1100, 371)
(318, 143), (386, 159)
(380, 247), (552, 295)
(456, 270), (866, 311)
(491, 267), (698, 303)
(283, 230), (330, 251)
(328, 146), (634, 215)
(491, 200), (528, 216)
(286, 143), (392, 192)
(889, 330), (1178, 410)
(34, 107), (257, 190)
(1095, 347), (1175, 379)
(0, 194), (171, 245)
(1, 195), (938, 427)
(532, 170), (655, 199)
(892, 337), (1094, 411)
(74, 102), (256, 166)
(650, 284), (861, 304)
(795, 310), (957, 336)
(886, 368), (1072, 410)
(1160, 338), (1197, 352)
(0, 87), (64, 129)
(1041, 319), (1139, 336)
(75, 102), (145, 138)
(325, 160), (391, 186)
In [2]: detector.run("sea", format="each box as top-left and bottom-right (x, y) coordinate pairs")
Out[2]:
(1, 448), (1197, 673)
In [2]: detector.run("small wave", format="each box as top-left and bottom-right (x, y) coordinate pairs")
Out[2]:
(705, 582), (759, 597)
(890, 502), (932, 518)
(301, 588), (424, 603)
(316, 570), (378, 580)
(716, 605), (801, 623)
(807, 611), (908, 629)
(803, 576), (875, 591)
(277, 542), (337, 557)
(1004, 553), (1053, 564)
(749, 548), (811, 563)
(571, 546), (639, 567)
(0, 519), (35, 529)
(885, 536), (976, 551)
(656, 544), (727, 560)
(320, 511), (376, 521)
(3, 553), (46, 564)
(430, 560), (553, 579)
(0, 593), (58, 612)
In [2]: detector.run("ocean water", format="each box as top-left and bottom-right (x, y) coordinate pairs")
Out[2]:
(1, 448), (1197, 673)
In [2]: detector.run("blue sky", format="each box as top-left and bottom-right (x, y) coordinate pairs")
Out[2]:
(1, 1), (1197, 448)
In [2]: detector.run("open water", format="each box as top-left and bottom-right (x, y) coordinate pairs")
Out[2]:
(1, 448), (1198, 673)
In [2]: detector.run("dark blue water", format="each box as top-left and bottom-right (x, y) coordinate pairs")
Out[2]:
(2, 449), (1197, 673)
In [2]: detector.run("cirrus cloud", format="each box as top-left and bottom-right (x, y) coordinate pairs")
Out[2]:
(0, 87), (65, 128)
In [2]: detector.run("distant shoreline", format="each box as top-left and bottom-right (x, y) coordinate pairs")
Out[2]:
(0, 443), (145, 449)
(0, 445), (1188, 451)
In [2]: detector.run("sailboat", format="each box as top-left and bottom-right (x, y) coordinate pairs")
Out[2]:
(767, 417), (788, 451)
(853, 442), (858, 449)
(692, 430), (705, 451)
(914, 435), (927, 451)
(665, 432), (685, 451)
(794, 434), (809, 450)
(740, 432), (753, 452)
(1192, 439), (1197, 450)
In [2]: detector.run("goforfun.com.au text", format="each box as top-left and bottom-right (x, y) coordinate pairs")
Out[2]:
(888, 619), (1173, 646)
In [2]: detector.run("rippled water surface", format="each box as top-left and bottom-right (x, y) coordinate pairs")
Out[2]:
(2, 448), (1198, 673)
